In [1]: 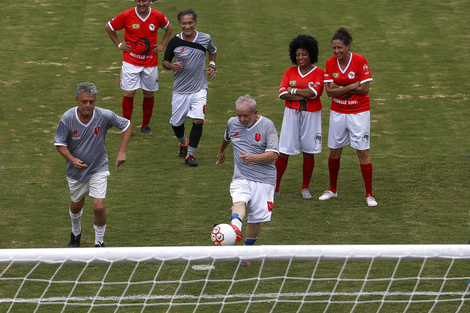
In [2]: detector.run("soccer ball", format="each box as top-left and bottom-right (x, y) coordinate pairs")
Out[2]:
(211, 224), (236, 246)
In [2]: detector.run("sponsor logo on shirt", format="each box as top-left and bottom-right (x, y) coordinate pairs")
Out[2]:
(363, 64), (370, 75)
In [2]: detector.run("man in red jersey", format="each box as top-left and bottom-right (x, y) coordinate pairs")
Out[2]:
(106, 0), (173, 134)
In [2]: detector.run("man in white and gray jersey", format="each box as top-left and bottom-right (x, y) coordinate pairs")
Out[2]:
(54, 82), (132, 248)
(216, 95), (279, 265)
(162, 8), (217, 167)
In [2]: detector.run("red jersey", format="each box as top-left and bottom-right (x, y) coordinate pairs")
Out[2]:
(109, 8), (169, 67)
(279, 66), (324, 112)
(324, 52), (373, 114)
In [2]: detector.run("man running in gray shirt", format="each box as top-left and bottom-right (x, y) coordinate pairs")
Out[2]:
(54, 82), (132, 247)
(162, 8), (217, 167)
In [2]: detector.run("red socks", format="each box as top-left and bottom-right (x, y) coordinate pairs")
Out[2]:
(122, 96), (134, 121)
(361, 163), (373, 197)
(275, 155), (288, 192)
(328, 157), (341, 193)
(302, 156), (315, 190)
(142, 96), (154, 127)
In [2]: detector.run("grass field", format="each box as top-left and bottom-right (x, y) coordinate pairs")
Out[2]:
(0, 0), (469, 311)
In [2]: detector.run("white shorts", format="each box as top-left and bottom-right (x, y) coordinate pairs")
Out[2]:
(120, 61), (159, 92)
(279, 108), (322, 155)
(67, 171), (110, 202)
(169, 89), (207, 126)
(327, 110), (371, 150)
(230, 179), (273, 224)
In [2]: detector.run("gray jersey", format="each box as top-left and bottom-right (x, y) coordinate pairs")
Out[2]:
(54, 107), (130, 182)
(162, 31), (217, 93)
(224, 116), (279, 186)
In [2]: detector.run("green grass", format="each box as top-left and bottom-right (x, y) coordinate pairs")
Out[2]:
(0, 0), (469, 311)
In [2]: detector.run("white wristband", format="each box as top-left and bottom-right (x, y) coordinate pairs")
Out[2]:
(291, 88), (297, 95)
(118, 43), (123, 49)
(209, 61), (216, 67)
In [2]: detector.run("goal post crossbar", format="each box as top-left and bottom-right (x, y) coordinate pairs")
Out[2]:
(2, 244), (470, 265)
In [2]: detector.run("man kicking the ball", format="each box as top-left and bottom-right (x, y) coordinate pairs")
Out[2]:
(216, 95), (279, 266)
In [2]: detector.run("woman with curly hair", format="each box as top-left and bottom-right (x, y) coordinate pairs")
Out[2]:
(318, 27), (377, 207)
(275, 34), (324, 199)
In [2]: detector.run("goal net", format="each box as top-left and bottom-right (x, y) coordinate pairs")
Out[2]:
(1, 245), (470, 312)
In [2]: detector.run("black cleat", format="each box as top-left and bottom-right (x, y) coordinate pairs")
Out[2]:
(95, 242), (106, 247)
(141, 126), (153, 134)
(185, 154), (198, 167)
(68, 231), (81, 247)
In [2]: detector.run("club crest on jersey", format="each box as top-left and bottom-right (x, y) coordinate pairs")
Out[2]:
(94, 127), (101, 136)
(333, 73), (339, 78)
(348, 71), (356, 79)
(132, 24), (140, 29)
(289, 81), (296, 87)
(254, 133), (261, 142)
(72, 130), (80, 140)
(149, 24), (155, 31)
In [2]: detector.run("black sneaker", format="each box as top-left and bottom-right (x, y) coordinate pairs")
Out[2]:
(95, 242), (106, 247)
(179, 139), (188, 157)
(68, 231), (81, 247)
(185, 154), (198, 167)
(141, 126), (153, 134)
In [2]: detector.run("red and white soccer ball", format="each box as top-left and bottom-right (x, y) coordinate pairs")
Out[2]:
(211, 224), (236, 246)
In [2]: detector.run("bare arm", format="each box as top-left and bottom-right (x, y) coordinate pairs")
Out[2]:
(105, 23), (130, 52)
(114, 124), (132, 170)
(216, 138), (230, 164)
(153, 23), (173, 54)
(205, 52), (217, 80)
(56, 146), (87, 170)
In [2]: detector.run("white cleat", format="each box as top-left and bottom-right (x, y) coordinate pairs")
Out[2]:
(319, 190), (338, 201)
(301, 189), (312, 199)
(366, 196), (378, 207)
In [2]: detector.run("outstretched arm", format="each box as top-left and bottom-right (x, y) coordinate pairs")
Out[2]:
(114, 124), (132, 170)
(216, 137), (230, 164)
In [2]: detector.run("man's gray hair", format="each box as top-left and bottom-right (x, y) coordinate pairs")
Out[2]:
(177, 8), (197, 22)
(235, 94), (257, 111)
(76, 82), (98, 98)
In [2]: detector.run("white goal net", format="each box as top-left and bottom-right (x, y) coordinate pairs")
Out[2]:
(1, 245), (470, 312)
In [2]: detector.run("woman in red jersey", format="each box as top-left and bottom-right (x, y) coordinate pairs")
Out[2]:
(319, 27), (377, 207)
(275, 35), (324, 199)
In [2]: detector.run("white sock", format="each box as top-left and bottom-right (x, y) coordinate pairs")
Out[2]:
(69, 208), (83, 236)
(94, 224), (106, 245)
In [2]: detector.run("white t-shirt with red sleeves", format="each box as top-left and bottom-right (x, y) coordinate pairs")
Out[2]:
(324, 52), (373, 114)
(108, 7), (170, 67)
(279, 66), (324, 112)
